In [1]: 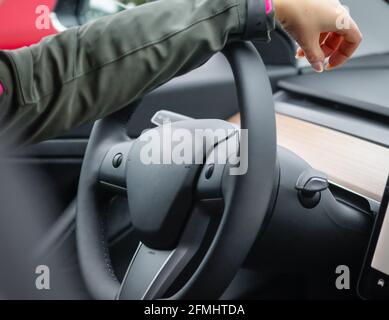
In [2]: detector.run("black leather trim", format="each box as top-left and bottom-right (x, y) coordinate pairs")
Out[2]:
(243, 0), (275, 41)
(76, 103), (139, 300)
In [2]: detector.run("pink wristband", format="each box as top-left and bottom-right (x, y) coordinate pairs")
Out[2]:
(0, 82), (4, 96)
(265, 0), (273, 15)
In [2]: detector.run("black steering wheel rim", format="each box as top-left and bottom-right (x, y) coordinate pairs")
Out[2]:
(76, 41), (277, 300)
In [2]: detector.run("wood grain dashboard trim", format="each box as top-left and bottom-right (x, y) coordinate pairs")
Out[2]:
(229, 113), (389, 202)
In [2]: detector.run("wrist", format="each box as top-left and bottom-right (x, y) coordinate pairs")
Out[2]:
(274, 0), (287, 22)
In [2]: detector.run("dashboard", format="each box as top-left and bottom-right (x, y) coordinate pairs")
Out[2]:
(229, 111), (389, 202)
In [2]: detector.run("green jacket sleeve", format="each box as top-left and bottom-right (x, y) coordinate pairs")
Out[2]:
(0, 0), (272, 147)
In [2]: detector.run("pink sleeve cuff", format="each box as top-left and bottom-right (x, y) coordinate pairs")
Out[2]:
(265, 0), (273, 15)
(0, 82), (4, 96)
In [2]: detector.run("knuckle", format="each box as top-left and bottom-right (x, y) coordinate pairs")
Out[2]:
(306, 49), (324, 62)
(306, 53), (319, 62)
(357, 31), (363, 42)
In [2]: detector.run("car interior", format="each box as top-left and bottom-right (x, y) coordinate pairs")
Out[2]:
(1, 0), (389, 300)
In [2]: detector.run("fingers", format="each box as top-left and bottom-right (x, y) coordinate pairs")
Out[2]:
(293, 7), (362, 72)
(319, 32), (330, 44)
(298, 34), (326, 72)
(327, 21), (363, 69)
(321, 32), (343, 58)
(296, 32), (334, 59)
(295, 24), (362, 72)
(295, 47), (304, 59)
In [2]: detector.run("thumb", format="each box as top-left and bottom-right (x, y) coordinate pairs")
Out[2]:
(300, 35), (326, 72)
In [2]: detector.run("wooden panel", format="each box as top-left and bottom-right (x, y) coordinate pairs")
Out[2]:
(229, 113), (389, 202)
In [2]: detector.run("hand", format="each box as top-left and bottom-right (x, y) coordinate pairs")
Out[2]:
(274, 0), (363, 72)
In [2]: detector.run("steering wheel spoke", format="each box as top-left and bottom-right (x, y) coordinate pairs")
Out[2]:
(118, 205), (212, 300)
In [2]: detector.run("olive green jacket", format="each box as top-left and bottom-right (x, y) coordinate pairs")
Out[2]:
(0, 0), (274, 147)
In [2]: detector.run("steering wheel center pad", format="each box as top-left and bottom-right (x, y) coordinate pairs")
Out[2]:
(127, 119), (236, 250)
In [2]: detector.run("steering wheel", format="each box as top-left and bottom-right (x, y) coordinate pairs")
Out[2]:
(76, 42), (277, 300)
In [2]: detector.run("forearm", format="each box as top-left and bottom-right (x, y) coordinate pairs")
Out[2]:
(0, 0), (273, 146)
